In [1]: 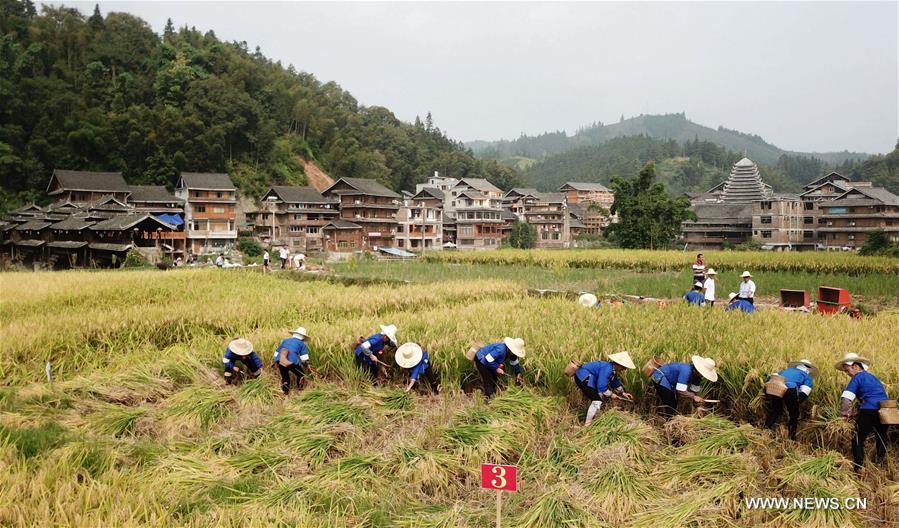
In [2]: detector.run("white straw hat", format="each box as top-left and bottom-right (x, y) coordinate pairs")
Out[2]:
(833, 352), (870, 371)
(578, 293), (598, 308)
(706, 268), (717, 275)
(741, 271), (752, 278)
(694, 281), (703, 288)
(503, 337), (526, 358)
(691, 355), (719, 382)
(228, 338), (254, 357)
(395, 342), (423, 369)
(379, 324), (398, 344)
(788, 359), (819, 378)
(291, 327), (309, 339)
(608, 351), (636, 369)
(728, 292), (739, 301)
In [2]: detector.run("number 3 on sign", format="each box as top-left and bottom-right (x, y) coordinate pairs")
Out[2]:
(481, 463), (517, 492)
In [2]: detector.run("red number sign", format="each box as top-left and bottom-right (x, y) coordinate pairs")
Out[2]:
(481, 463), (517, 492)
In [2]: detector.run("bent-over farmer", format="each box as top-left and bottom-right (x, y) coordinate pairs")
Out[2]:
(354, 324), (397, 382)
(274, 326), (312, 395)
(765, 359), (817, 440)
(571, 351), (636, 426)
(836, 353), (890, 472)
(223, 338), (262, 385)
(651, 355), (718, 419)
(475, 337), (525, 401)
(395, 342), (439, 393)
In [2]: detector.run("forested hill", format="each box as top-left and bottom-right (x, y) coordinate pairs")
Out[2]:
(467, 113), (871, 167)
(522, 135), (899, 195)
(0, 3), (520, 212)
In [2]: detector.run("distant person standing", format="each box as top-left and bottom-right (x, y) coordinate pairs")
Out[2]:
(691, 254), (706, 285)
(738, 271), (756, 304)
(703, 268), (717, 307)
(263, 249), (270, 271)
(279, 246), (289, 269)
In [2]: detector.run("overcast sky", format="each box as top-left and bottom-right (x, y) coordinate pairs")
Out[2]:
(65, 1), (897, 154)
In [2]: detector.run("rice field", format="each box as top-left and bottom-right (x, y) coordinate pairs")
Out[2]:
(1, 268), (898, 526)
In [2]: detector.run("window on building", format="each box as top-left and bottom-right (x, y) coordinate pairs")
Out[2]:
(848, 235), (855, 240)
(804, 202), (814, 210)
(762, 230), (772, 239)
(803, 217), (813, 224)
(397, 225), (404, 233)
(213, 206), (225, 214)
(552, 232), (560, 240)
(305, 227), (319, 234)
(459, 226), (473, 237)
(760, 216), (772, 224)
(818, 218), (827, 225)
(397, 240), (404, 247)
(542, 232), (549, 240)
(760, 202), (772, 210)
(216, 192), (223, 198)
(195, 205), (206, 213)
(803, 231), (813, 239)
(290, 226), (302, 233)
(228, 221), (234, 231)
(338, 240), (349, 249)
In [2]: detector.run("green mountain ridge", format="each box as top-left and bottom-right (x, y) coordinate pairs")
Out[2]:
(467, 113), (871, 166)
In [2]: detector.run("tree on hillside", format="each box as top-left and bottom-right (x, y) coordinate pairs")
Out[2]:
(508, 220), (536, 249)
(606, 161), (696, 249)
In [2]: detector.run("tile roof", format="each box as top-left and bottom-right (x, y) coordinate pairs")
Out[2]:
(413, 187), (445, 200)
(89, 242), (132, 252)
(47, 240), (88, 249)
(48, 170), (129, 194)
(325, 178), (401, 199)
(15, 220), (52, 231)
(559, 182), (610, 192)
(128, 185), (184, 204)
(90, 214), (176, 231)
(265, 186), (331, 204)
(457, 178), (501, 193)
(687, 203), (753, 220)
(49, 217), (96, 231)
(177, 172), (235, 190)
(322, 220), (362, 229)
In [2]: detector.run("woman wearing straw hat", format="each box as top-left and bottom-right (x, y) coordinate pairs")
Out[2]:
(395, 342), (439, 394)
(354, 324), (398, 382)
(703, 268), (717, 307)
(578, 293), (600, 309)
(764, 359), (817, 440)
(222, 338), (263, 385)
(570, 352), (636, 426)
(274, 327), (313, 395)
(738, 271), (756, 304)
(474, 338), (525, 401)
(836, 353), (890, 472)
(651, 355), (718, 419)
(725, 292), (755, 313)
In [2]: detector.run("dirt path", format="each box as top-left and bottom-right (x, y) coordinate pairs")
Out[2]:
(301, 158), (335, 192)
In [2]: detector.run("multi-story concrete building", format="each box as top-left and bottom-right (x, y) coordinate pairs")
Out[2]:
(751, 194), (808, 250)
(453, 189), (504, 250)
(246, 186), (339, 252)
(322, 178), (400, 250)
(558, 182), (616, 234)
(503, 189), (571, 248)
(396, 188), (443, 251)
(817, 186), (899, 249)
(175, 172), (238, 255)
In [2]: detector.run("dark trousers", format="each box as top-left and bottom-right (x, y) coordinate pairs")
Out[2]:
(574, 375), (602, 402)
(765, 388), (800, 439)
(280, 257), (287, 269)
(706, 301), (715, 307)
(355, 354), (378, 382)
(224, 358), (261, 384)
(655, 383), (678, 419)
(416, 365), (440, 393)
(278, 363), (305, 395)
(476, 360), (499, 400)
(852, 409), (888, 470)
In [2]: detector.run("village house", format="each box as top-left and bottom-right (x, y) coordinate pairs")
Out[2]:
(751, 193), (808, 250)
(396, 188), (443, 251)
(246, 186), (339, 252)
(175, 172), (238, 255)
(817, 186), (899, 249)
(46, 169), (131, 203)
(322, 177), (400, 250)
(558, 182), (616, 234)
(503, 189), (571, 248)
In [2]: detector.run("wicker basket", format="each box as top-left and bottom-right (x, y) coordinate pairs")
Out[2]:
(464, 342), (484, 361)
(642, 356), (663, 378)
(564, 361), (581, 377)
(880, 400), (899, 425)
(765, 374), (789, 397)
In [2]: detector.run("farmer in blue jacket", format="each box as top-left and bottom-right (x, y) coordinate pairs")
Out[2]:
(684, 282), (706, 306)
(651, 355), (719, 418)
(354, 324), (397, 382)
(836, 353), (890, 472)
(274, 327), (312, 395)
(395, 342), (439, 394)
(764, 359), (816, 439)
(571, 352), (636, 426)
(725, 292), (756, 313)
(222, 338), (263, 385)
(475, 337), (525, 400)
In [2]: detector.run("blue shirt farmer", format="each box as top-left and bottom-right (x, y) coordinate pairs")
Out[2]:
(726, 299), (755, 313)
(355, 333), (389, 366)
(776, 366), (814, 400)
(575, 361), (622, 395)
(476, 342), (523, 374)
(684, 291), (705, 306)
(274, 337), (309, 364)
(408, 350), (431, 381)
(842, 371), (889, 411)
(223, 347), (263, 372)
(652, 362), (701, 393)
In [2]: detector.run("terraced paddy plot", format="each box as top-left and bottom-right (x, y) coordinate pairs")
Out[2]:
(0, 268), (897, 526)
